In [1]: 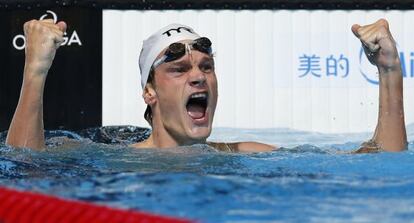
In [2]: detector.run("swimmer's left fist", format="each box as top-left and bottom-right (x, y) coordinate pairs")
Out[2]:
(352, 19), (400, 73)
(352, 19), (407, 153)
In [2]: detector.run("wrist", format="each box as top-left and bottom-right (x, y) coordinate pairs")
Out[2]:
(23, 64), (49, 91)
(23, 61), (49, 79)
(377, 57), (401, 74)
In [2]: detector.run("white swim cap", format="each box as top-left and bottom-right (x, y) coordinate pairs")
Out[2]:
(139, 23), (201, 89)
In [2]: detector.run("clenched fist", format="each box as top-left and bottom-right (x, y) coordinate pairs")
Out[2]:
(23, 19), (67, 75)
(351, 19), (400, 73)
(352, 19), (407, 152)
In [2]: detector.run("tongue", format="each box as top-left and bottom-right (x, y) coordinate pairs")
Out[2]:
(187, 104), (205, 119)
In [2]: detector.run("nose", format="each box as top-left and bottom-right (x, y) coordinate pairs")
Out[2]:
(189, 69), (207, 88)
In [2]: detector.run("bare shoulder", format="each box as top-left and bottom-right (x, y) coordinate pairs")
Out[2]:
(236, 141), (276, 152)
(208, 141), (276, 153)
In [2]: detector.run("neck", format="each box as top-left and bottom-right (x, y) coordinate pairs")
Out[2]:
(147, 128), (180, 148)
(143, 129), (206, 149)
(143, 117), (206, 149)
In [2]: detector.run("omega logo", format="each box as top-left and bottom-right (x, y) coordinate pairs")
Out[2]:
(12, 10), (82, 50)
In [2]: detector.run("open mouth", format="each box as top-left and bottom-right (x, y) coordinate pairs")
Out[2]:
(186, 92), (208, 120)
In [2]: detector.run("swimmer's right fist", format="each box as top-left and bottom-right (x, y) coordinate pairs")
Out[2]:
(6, 19), (67, 149)
(23, 19), (67, 76)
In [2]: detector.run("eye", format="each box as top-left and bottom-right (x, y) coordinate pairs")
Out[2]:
(173, 67), (187, 73)
(200, 61), (214, 73)
(167, 65), (190, 74)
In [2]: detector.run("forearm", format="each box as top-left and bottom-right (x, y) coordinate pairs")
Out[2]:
(6, 19), (66, 150)
(6, 64), (47, 150)
(372, 64), (407, 152)
(351, 19), (407, 152)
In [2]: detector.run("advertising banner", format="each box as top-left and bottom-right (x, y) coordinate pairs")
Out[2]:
(3, 9), (412, 133)
(0, 8), (102, 131)
(102, 10), (414, 133)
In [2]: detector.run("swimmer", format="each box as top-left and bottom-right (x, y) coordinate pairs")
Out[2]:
(6, 18), (407, 153)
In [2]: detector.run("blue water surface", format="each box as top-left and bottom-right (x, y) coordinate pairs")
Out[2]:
(0, 125), (414, 223)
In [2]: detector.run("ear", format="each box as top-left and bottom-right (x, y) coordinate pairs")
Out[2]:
(142, 83), (157, 106)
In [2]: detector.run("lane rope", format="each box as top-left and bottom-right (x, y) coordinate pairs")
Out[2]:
(0, 187), (192, 223)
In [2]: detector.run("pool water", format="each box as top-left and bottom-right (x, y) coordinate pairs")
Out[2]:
(1, 125), (414, 223)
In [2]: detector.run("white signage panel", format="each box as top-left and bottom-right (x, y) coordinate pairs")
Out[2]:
(103, 10), (414, 133)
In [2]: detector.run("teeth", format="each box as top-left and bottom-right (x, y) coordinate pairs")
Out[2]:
(190, 93), (207, 99)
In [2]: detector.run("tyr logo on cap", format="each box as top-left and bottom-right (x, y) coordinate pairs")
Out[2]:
(139, 23), (201, 89)
(162, 27), (194, 37)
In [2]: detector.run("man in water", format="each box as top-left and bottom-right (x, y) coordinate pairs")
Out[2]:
(6, 18), (407, 153)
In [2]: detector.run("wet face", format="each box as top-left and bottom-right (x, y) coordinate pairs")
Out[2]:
(149, 47), (218, 145)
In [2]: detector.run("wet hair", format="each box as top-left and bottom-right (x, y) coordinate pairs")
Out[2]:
(144, 69), (155, 126)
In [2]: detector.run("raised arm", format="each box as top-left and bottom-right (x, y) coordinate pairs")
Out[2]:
(352, 19), (407, 152)
(6, 19), (66, 150)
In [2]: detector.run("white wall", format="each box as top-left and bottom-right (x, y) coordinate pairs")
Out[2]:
(103, 10), (414, 133)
